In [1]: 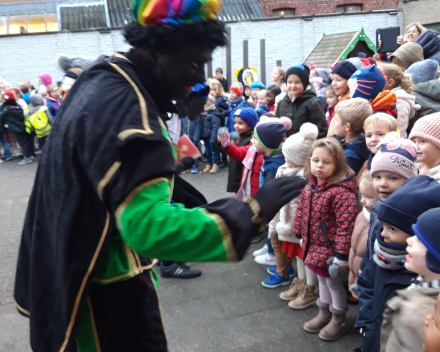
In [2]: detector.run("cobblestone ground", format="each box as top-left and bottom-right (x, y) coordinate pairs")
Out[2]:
(0, 157), (363, 351)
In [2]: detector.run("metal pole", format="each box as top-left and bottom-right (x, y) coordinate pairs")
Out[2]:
(226, 27), (232, 86)
(243, 40), (248, 69)
(207, 60), (213, 79)
(260, 39), (266, 85)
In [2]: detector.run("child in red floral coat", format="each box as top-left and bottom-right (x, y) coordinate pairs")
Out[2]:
(293, 137), (358, 341)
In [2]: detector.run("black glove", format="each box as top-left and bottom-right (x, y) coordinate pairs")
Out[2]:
(253, 176), (307, 222)
(181, 156), (195, 171)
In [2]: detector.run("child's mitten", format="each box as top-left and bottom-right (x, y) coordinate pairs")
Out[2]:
(219, 130), (230, 149)
(326, 257), (341, 278)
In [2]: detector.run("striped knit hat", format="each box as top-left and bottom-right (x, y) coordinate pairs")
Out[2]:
(371, 132), (418, 179)
(409, 112), (440, 149)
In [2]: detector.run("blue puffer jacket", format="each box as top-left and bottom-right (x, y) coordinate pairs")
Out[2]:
(227, 97), (252, 132)
(355, 238), (417, 352)
(259, 151), (285, 187)
(334, 135), (370, 176)
(202, 109), (222, 144)
(415, 29), (440, 64)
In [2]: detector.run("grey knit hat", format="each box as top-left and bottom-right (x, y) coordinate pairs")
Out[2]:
(406, 59), (439, 84)
(282, 122), (318, 166)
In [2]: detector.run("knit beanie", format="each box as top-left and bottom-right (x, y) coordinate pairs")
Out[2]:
(38, 73), (52, 86)
(348, 66), (386, 100)
(406, 59), (439, 84)
(347, 57), (365, 69)
(255, 117), (292, 151)
(30, 94), (44, 107)
(229, 83), (243, 96)
(390, 42), (424, 69)
(409, 112), (440, 149)
(412, 207), (440, 274)
(285, 64), (310, 90)
(377, 176), (440, 237)
(1, 90), (15, 103)
(235, 108), (258, 129)
(250, 81), (266, 89)
(282, 123), (318, 166)
(331, 60), (357, 80)
(355, 52), (367, 58)
(370, 132), (417, 179)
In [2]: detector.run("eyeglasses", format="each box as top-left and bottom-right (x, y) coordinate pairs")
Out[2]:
(406, 29), (419, 35)
(310, 157), (333, 166)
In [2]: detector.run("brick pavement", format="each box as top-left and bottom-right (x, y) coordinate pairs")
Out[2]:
(0, 158), (363, 351)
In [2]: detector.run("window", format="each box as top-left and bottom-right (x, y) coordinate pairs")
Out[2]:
(0, 16), (7, 35)
(0, 13), (58, 35)
(336, 4), (362, 13)
(272, 8), (295, 17)
(8, 16), (26, 34)
(28, 15), (46, 33)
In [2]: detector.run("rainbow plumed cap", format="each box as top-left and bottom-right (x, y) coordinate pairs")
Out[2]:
(131, 0), (221, 26)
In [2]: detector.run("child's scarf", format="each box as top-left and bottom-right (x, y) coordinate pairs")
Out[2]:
(373, 236), (407, 270)
(236, 145), (257, 201)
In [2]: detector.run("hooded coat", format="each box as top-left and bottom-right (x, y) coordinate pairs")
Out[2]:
(348, 208), (370, 289)
(0, 103), (26, 134)
(275, 86), (327, 139)
(390, 42), (424, 69)
(415, 29), (440, 64)
(201, 108), (222, 144)
(392, 87), (420, 138)
(407, 80), (440, 134)
(293, 176), (358, 269)
(334, 135), (370, 176)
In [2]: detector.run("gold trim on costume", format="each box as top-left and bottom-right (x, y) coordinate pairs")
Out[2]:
(87, 297), (102, 352)
(59, 213), (110, 352)
(107, 61), (153, 136)
(114, 53), (132, 62)
(16, 303), (30, 316)
(97, 162), (121, 200)
(92, 259), (158, 284)
(204, 212), (238, 262)
(115, 177), (169, 220)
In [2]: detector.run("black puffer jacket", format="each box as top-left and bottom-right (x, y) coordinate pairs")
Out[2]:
(407, 80), (440, 134)
(0, 103), (26, 134)
(275, 86), (327, 138)
(415, 29), (440, 64)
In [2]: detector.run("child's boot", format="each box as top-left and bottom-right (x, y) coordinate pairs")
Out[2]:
(288, 284), (318, 309)
(279, 277), (305, 301)
(303, 300), (331, 333)
(318, 305), (349, 341)
(203, 164), (212, 173)
(210, 164), (220, 174)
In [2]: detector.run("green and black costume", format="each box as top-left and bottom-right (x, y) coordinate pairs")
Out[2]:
(14, 50), (262, 352)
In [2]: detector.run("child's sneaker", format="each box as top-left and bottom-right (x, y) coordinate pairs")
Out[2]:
(267, 266), (295, 278)
(191, 165), (197, 174)
(18, 157), (33, 165)
(252, 244), (268, 257)
(261, 272), (291, 288)
(254, 253), (276, 266)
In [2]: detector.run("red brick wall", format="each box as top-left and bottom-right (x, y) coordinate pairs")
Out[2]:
(260, 0), (399, 18)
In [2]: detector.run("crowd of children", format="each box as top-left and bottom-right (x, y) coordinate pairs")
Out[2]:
(182, 42), (440, 351)
(2, 27), (440, 351)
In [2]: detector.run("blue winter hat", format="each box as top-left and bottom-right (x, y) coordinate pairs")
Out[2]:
(377, 176), (440, 237)
(348, 66), (386, 101)
(331, 60), (357, 80)
(285, 64), (310, 89)
(412, 208), (440, 274)
(254, 117), (292, 151)
(234, 108), (258, 129)
(250, 81), (266, 89)
(406, 59), (439, 84)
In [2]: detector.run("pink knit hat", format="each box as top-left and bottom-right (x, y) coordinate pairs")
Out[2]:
(38, 73), (52, 86)
(409, 113), (440, 149)
(371, 132), (418, 179)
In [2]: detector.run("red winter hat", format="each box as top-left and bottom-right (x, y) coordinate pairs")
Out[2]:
(2, 91), (15, 102)
(229, 83), (243, 96)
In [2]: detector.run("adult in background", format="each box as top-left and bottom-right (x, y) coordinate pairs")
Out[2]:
(14, 0), (306, 351)
(397, 22), (426, 46)
(215, 67), (228, 92)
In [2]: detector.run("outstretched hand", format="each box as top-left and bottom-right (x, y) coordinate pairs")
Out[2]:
(219, 130), (230, 149)
(253, 176), (306, 222)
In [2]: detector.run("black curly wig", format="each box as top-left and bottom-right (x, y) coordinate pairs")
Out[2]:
(123, 20), (227, 53)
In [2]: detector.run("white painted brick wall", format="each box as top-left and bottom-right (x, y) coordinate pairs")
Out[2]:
(0, 11), (402, 87)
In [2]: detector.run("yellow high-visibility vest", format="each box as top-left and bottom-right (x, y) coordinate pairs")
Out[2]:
(29, 106), (51, 138)
(23, 108), (32, 134)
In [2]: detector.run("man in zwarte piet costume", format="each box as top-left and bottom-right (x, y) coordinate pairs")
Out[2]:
(13, 0), (307, 350)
